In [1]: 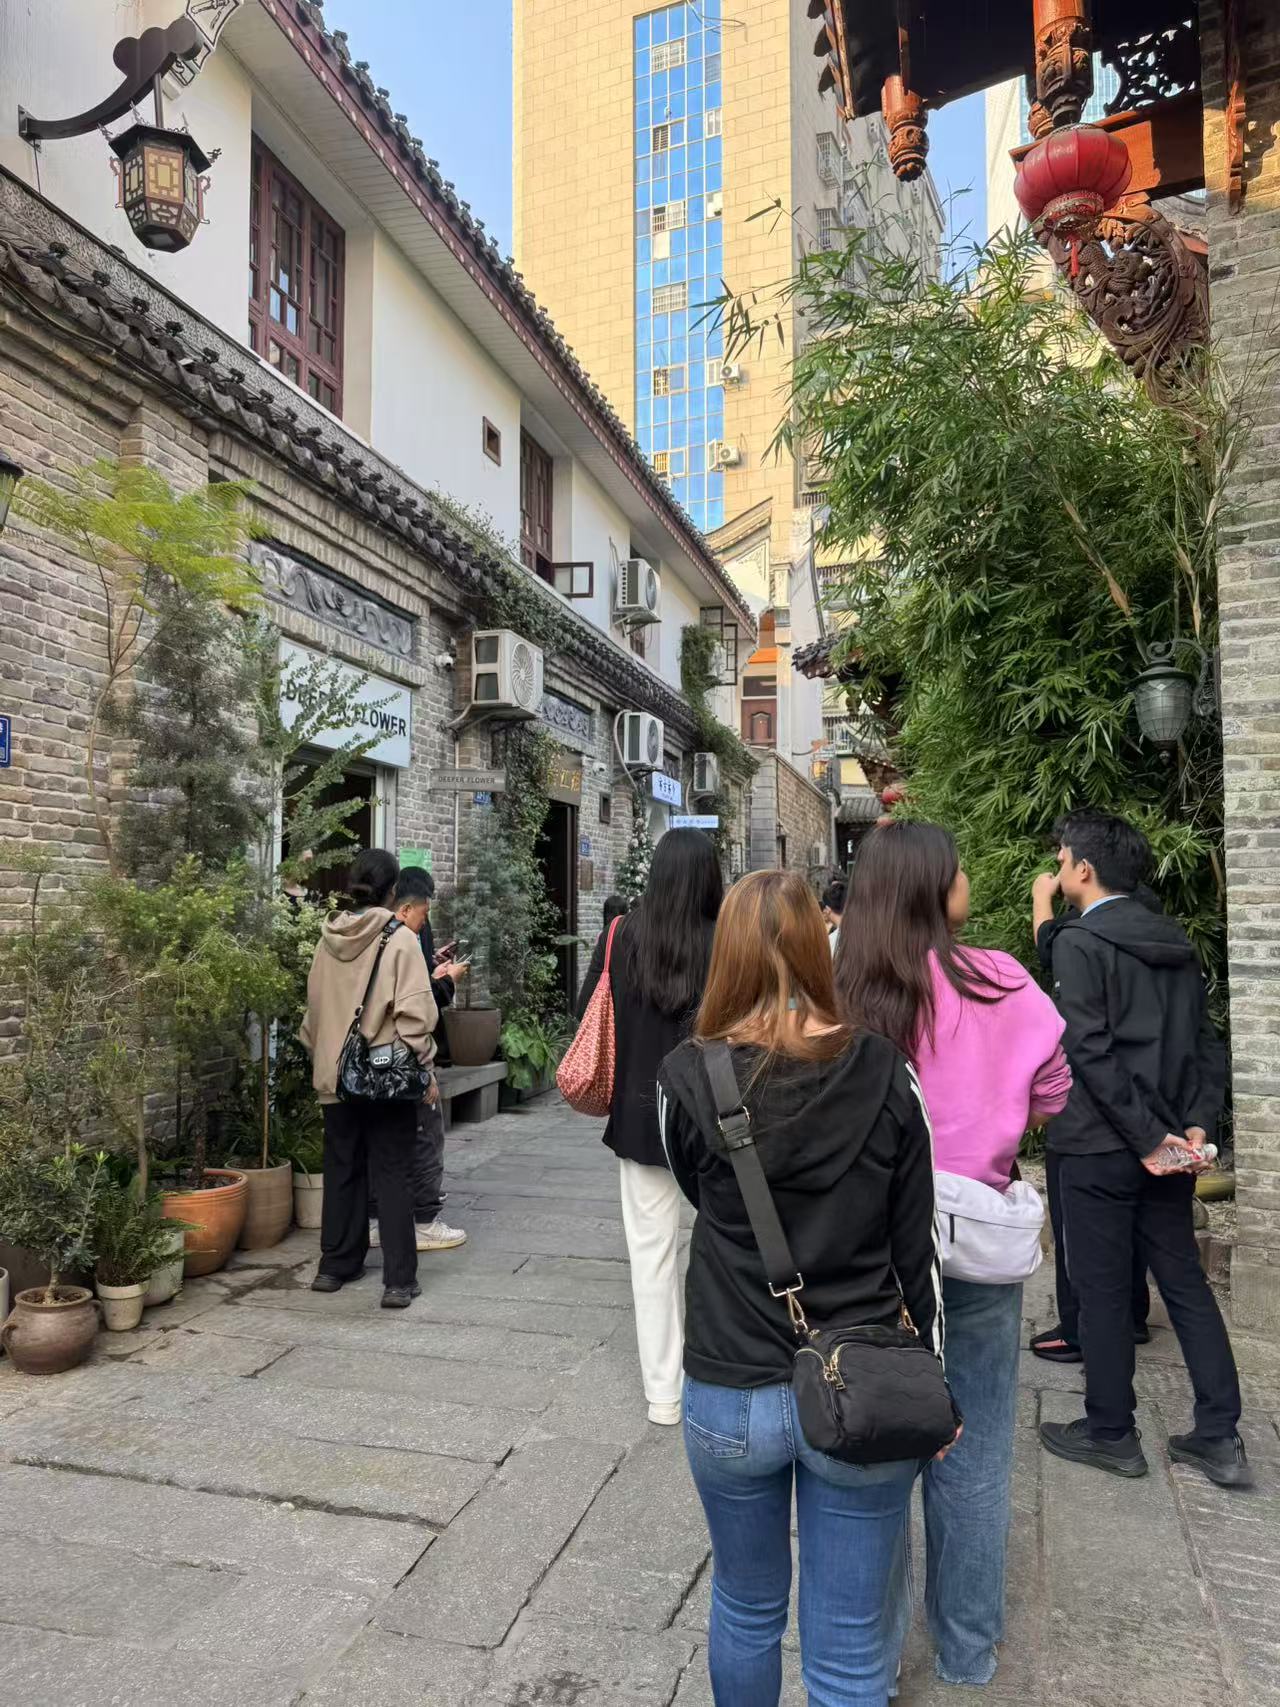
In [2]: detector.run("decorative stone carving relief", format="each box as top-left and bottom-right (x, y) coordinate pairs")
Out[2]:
(539, 690), (595, 751)
(253, 541), (415, 659)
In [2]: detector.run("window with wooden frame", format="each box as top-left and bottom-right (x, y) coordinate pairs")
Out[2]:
(519, 430), (592, 598)
(249, 142), (344, 416)
(700, 605), (740, 684)
(483, 418), (503, 464)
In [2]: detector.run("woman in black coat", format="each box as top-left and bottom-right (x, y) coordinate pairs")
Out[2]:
(576, 828), (722, 1424)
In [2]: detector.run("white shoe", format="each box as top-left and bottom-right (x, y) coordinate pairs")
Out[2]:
(368, 1220), (381, 1248)
(416, 1218), (467, 1251)
(648, 1401), (682, 1426)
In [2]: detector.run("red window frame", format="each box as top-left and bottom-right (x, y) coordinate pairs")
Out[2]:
(249, 141), (345, 417)
(520, 430), (555, 580)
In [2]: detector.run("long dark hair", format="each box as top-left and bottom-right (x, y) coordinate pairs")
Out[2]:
(833, 822), (1005, 1058)
(625, 828), (723, 1017)
(347, 848), (399, 909)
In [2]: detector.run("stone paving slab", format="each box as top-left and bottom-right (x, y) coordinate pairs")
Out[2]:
(134, 1324), (293, 1374)
(258, 1343), (562, 1412)
(301, 1627), (492, 1705)
(480, 1618), (698, 1707)
(0, 1464), (430, 1590)
(0, 1628), (302, 1707)
(0, 1534), (240, 1645)
(1, 1405), (491, 1526)
(377, 1437), (622, 1648)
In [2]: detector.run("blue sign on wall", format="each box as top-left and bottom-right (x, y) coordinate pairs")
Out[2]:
(0, 716), (10, 768)
(579, 836), (592, 858)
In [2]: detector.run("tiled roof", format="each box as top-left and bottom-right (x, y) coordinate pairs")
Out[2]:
(264, 0), (754, 635)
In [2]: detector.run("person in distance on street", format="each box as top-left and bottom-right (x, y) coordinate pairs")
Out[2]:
(299, 849), (437, 1310)
(367, 867), (469, 1255)
(576, 828), (723, 1427)
(820, 876), (846, 954)
(658, 869), (945, 1706)
(1035, 810), (1249, 1488)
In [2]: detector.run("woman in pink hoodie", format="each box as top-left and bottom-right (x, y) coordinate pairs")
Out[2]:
(834, 822), (1069, 1692)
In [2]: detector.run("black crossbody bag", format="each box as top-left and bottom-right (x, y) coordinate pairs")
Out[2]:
(337, 922), (431, 1104)
(702, 1040), (960, 1466)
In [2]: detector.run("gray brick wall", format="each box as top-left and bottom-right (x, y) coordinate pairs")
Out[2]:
(1202, 2), (1280, 1331)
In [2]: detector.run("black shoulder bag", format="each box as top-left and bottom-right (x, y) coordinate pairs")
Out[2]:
(337, 922), (431, 1104)
(701, 1040), (960, 1466)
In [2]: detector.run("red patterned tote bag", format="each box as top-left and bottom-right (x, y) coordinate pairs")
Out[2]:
(556, 917), (621, 1115)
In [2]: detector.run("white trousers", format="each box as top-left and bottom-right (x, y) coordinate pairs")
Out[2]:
(618, 1158), (684, 1408)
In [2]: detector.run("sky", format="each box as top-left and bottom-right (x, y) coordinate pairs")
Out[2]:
(320, 0), (988, 260)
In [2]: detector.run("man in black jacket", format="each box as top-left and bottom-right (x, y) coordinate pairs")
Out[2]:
(1035, 811), (1248, 1486)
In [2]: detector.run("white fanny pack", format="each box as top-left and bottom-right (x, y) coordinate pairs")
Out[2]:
(935, 1171), (1045, 1285)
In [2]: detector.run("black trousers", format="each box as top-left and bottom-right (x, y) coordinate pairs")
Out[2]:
(1047, 1148), (1149, 1343)
(320, 1102), (417, 1290)
(368, 1098), (446, 1224)
(1061, 1149), (1241, 1440)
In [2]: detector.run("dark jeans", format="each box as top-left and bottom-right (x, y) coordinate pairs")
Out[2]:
(320, 1102), (417, 1291)
(1047, 1148), (1149, 1343)
(368, 1098), (446, 1224)
(1061, 1149), (1241, 1440)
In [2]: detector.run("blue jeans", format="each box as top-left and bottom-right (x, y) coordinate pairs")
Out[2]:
(889, 1279), (1022, 1687)
(684, 1378), (918, 1707)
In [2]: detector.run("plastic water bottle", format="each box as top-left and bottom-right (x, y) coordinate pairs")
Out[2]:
(1148, 1141), (1218, 1174)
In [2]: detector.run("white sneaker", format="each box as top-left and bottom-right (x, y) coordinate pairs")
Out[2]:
(416, 1218), (467, 1251)
(368, 1220), (381, 1248)
(648, 1400), (682, 1426)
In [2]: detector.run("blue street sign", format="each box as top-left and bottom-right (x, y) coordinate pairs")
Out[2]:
(579, 836), (591, 858)
(473, 791), (493, 807)
(0, 716), (9, 768)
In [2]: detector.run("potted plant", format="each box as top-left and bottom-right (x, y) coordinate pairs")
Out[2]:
(437, 810), (524, 1066)
(280, 1129), (326, 1229)
(0, 1143), (107, 1375)
(93, 1184), (188, 1331)
(500, 1010), (571, 1106)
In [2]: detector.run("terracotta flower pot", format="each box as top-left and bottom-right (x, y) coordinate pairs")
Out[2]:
(162, 1169), (248, 1278)
(444, 1005), (502, 1067)
(143, 1224), (186, 1307)
(293, 1170), (324, 1230)
(95, 1280), (147, 1333)
(0, 1286), (99, 1375)
(237, 1161), (295, 1250)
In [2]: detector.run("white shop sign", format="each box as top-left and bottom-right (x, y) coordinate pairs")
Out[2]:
(279, 640), (412, 769)
(651, 771), (682, 807)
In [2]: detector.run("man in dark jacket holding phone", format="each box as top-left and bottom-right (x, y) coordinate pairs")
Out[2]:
(1035, 810), (1248, 1487)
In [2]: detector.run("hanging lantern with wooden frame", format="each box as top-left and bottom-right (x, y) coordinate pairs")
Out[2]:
(109, 123), (211, 253)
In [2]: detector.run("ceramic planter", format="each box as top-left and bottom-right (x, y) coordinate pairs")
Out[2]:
(162, 1169), (248, 1278)
(0, 1286), (98, 1375)
(1196, 1169), (1235, 1203)
(444, 1005), (502, 1067)
(237, 1160), (295, 1249)
(293, 1169), (324, 1229)
(95, 1279), (147, 1333)
(143, 1223), (187, 1307)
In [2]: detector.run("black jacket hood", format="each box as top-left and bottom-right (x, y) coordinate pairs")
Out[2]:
(1066, 896), (1199, 970)
(661, 1032), (899, 1196)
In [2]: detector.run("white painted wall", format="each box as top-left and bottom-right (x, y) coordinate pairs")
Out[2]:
(0, 1), (253, 338)
(368, 232), (522, 542)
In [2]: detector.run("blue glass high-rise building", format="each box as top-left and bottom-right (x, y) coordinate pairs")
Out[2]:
(633, 1), (725, 532)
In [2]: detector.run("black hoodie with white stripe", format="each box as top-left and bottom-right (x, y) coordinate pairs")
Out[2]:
(658, 1034), (943, 1390)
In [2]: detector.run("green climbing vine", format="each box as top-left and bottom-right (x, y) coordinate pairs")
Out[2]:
(680, 624), (757, 867)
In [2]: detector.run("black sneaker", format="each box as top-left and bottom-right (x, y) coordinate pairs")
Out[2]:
(1040, 1417), (1149, 1478)
(310, 1273), (344, 1293)
(1030, 1325), (1083, 1364)
(381, 1283), (422, 1309)
(1169, 1432), (1254, 1489)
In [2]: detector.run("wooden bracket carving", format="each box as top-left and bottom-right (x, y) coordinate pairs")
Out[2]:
(18, 18), (202, 143)
(881, 74), (928, 180)
(1034, 0), (1093, 128)
(1042, 198), (1209, 397)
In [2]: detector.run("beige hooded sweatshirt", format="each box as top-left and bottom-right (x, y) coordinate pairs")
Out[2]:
(299, 909), (437, 1104)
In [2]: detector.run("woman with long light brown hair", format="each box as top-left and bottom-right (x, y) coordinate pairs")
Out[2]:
(658, 869), (943, 1707)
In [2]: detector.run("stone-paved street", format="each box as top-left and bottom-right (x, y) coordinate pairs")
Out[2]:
(2, 1094), (1279, 1706)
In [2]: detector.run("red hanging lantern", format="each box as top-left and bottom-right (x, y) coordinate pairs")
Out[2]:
(1014, 124), (1132, 272)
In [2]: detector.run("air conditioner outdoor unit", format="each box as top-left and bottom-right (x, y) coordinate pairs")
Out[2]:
(692, 751), (721, 796)
(615, 557), (662, 625)
(618, 710), (665, 770)
(707, 191), (724, 218)
(468, 628), (544, 719)
(808, 841), (828, 867)
(715, 443), (743, 469)
(720, 361), (744, 385)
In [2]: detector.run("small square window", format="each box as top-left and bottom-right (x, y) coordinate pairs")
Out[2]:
(705, 53), (721, 82)
(653, 123), (672, 152)
(705, 108), (722, 137)
(653, 450), (670, 475)
(552, 560), (594, 599)
(653, 368), (670, 396)
(652, 39), (686, 72)
(652, 203), (669, 234)
(599, 795), (612, 825)
(483, 418), (502, 464)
